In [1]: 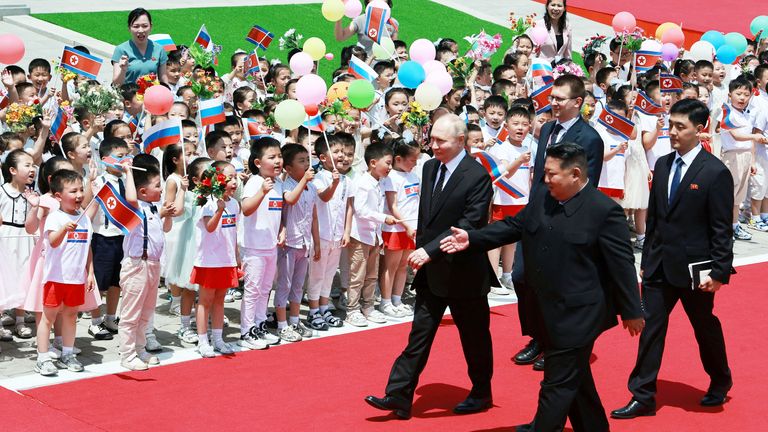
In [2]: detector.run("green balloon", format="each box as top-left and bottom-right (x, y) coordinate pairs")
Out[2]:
(274, 99), (306, 130)
(750, 16), (768, 38)
(347, 79), (375, 109)
(724, 32), (747, 56)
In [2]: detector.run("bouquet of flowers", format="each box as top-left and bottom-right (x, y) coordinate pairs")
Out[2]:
(582, 34), (608, 58)
(136, 73), (160, 101)
(464, 31), (503, 61)
(185, 45), (222, 100)
(59, 100), (75, 119)
(193, 165), (229, 206)
(400, 102), (430, 129)
(553, 62), (585, 79)
(618, 28), (645, 53)
(5, 102), (42, 133)
(73, 81), (123, 115)
(322, 99), (353, 122)
(279, 28), (304, 52)
(509, 12), (537, 40)
(51, 58), (77, 82)
(447, 56), (475, 88)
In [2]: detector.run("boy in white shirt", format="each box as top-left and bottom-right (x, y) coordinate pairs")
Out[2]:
(307, 134), (353, 330)
(118, 162), (174, 370)
(344, 143), (397, 327)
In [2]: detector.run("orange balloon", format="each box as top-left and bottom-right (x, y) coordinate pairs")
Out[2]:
(655, 22), (680, 41)
(327, 81), (351, 110)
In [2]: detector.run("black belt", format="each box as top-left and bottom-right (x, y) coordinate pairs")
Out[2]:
(2, 221), (25, 228)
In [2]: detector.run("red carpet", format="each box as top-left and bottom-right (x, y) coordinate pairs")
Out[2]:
(3, 262), (766, 431)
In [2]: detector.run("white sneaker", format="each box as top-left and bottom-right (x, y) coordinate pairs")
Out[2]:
(137, 350), (160, 365)
(365, 309), (388, 324)
(396, 303), (414, 316)
(380, 303), (406, 318)
(144, 333), (162, 352)
(345, 310), (368, 327)
(213, 340), (235, 354)
(121, 356), (149, 371)
(56, 353), (84, 372)
(34, 358), (58, 376)
(168, 299), (181, 316)
(278, 325), (303, 342)
(197, 342), (215, 358)
(239, 333), (268, 350)
(178, 327), (199, 344)
(499, 274), (514, 289)
(103, 319), (119, 333)
(250, 322), (281, 345)
(490, 286), (511, 295)
(0, 312), (15, 327)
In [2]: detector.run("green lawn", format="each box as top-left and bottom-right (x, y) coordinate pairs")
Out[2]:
(34, 1), (512, 81)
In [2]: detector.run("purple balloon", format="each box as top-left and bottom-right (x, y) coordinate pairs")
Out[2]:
(661, 43), (679, 62)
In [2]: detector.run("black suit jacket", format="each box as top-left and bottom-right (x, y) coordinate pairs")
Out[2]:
(468, 184), (642, 349)
(534, 117), (604, 186)
(642, 148), (734, 286)
(414, 153), (498, 298)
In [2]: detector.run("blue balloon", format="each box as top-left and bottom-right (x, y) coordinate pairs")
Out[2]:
(701, 30), (725, 50)
(716, 45), (738, 65)
(397, 61), (426, 89)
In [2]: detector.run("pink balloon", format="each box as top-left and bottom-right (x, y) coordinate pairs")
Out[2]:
(0, 34), (25, 65)
(612, 11), (636, 33)
(661, 43), (679, 62)
(296, 74), (328, 106)
(425, 70), (453, 96)
(143, 85), (174, 115)
(530, 26), (549, 46)
(661, 27), (685, 48)
(422, 60), (447, 77)
(344, 0), (362, 18)
(325, 53), (335, 61)
(290, 51), (314, 76)
(409, 39), (436, 65)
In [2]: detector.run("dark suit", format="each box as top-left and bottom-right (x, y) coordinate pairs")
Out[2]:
(385, 152), (497, 405)
(534, 117), (604, 187)
(628, 147), (734, 407)
(470, 183), (642, 432)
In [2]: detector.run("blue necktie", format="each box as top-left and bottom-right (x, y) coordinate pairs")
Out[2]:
(669, 158), (684, 204)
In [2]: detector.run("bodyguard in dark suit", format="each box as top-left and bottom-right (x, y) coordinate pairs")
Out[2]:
(512, 75), (605, 369)
(365, 114), (498, 419)
(441, 143), (644, 432)
(612, 100), (735, 419)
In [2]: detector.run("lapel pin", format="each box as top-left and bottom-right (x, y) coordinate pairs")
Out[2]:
(690, 184), (699, 190)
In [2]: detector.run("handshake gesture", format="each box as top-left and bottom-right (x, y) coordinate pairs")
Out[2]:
(439, 227), (470, 254)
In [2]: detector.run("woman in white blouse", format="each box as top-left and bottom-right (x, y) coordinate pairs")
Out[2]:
(530, 0), (573, 64)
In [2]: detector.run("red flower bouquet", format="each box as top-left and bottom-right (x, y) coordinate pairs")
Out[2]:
(136, 73), (160, 101)
(193, 165), (229, 206)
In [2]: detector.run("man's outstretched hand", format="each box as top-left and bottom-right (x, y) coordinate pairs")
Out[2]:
(439, 226), (470, 254)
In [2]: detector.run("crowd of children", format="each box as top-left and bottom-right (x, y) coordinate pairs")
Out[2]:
(1, 3), (767, 376)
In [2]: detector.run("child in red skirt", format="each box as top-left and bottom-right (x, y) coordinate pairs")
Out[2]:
(191, 161), (240, 358)
(380, 141), (421, 318)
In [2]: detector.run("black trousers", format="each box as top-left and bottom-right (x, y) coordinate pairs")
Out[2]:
(511, 246), (537, 338)
(384, 287), (493, 404)
(527, 342), (609, 432)
(628, 270), (732, 406)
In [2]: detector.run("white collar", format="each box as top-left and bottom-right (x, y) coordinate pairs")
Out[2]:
(441, 149), (466, 174)
(674, 144), (702, 166)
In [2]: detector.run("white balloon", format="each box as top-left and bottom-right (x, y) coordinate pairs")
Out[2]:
(688, 40), (716, 62)
(640, 39), (662, 52)
(414, 82), (442, 111)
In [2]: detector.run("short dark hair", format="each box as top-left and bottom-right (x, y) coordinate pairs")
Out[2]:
(595, 67), (616, 86)
(728, 76), (753, 93)
(546, 142), (588, 175)
(133, 163), (161, 189)
(492, 65), (515, 81)
(205, 130), (230, 151)
(393, 139), (420, 158)
(99, 137), (130, 158)
(364, 142), (393, 166)
(483, 95), (508, 113)
(694, 60), (714, 72)
(1, 149), (32, 183)
(491, 79), (515, 96)
(248, 136), (282, 173)
(104, 119), (129, 139)
(669, 99), (710, 127)
(316, 131), (354, 156)
(506, 105), (533, 121)
(128, 8), (152, 26)
(281, 143), (309, 167)
(120, 83), (140, 101)
(373, 60), (395, 75)
(467, 123), (482, 134)
(50, 169), (82, 193)
(28, 58), (51, 74)
(553, 74), (586, 100)
(606, 99), (628, 115)
(38, 156), (71, 194)
(214, 115), (242, 131)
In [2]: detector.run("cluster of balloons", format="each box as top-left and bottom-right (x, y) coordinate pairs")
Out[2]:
(0, 34), (25, 65)
(697, 30), (750, 64)
(320, 0), (362, 21)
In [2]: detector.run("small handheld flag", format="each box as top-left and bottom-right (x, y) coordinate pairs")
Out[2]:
(495, 125), (509, 145)
(94, 182), (144, 235)
(198, 98), (226, 127)
(660, 73), (683, 93)
(472, 151), (525, 198)
(364, 4), (391, 44)
(50, 107), (70, 143)
(531, 62), (554, 84)
(597, 106), (635, 141)
(141, 118), (182, 153)
(126, 114), (142, 135)
(0, 86), (9, 110)
(148, 34), (177, 52)
(634, 50), (662, 72)
(720, 104), (746, 130)
(633, 91), (665, 116)
(303, 113), (325, 132)
(348, 56), (378, 82)
(243, 118), (268, 141)
(61, 46), (103, 80)
(194, 24), (212, 49)
(530, 83), (553, 115)
(101, 155), (134, 171)
(246, 25), (274, 50)
(244, 51), (261, 79)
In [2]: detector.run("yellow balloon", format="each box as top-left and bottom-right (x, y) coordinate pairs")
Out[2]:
(655, 22), (680, 41)
(414, 83), (442, 111)
(373, 37), (395, 60)
(303, 37), (327, 61)
(321, 0), (345, 22)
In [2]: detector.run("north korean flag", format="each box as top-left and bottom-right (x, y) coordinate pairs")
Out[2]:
(634, 50), (662, 72)
(364, 4), (391, 44)
(246, 25), (274, 51)
(244, 51), (260, 78)
(0, 86), (8, 110)
(61, 46), (103, 80)
(530, 83), (553, 115)
(66, 229), (89, 244)
(94, 182), (144, 235)
(597, 106), (635, 141)
(494, 125), (509, 145)
(633, 91), (665, 116)
(660, 73), (683, 93)
(221, 213), (237, 228)
(268, 197), (283, 211)
(404, 183), (420, 197)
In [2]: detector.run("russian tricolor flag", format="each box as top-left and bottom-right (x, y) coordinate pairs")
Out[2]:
(634, 50), (662, 72)
(141, 118), (182, 153)
(303, 113), (325, 132)
(364, 4), (391, 44)
(61, 46), (103, 80)
(246, 25), (274, 51)
(149, 34), (177, 52)
(530, 83), (553, 115)
(633, 91), (664, 116)
(660, 73), (683, 93)
(50, 107), (69, 143)
(126, 114), (142, 135)
(199, 98), (226, 127)
(472, 151), (525, 198)
(195, 24), (212, 49)
(531, 62), (553, 84)
(597, 106), (635, 141)
(94, 182), (145, 235)
(348, 56), (378, 82)
(720, 104), (746, 130)
(244, 51), (260, 78)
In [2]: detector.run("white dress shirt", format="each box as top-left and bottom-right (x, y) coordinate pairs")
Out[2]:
(668, 144), (702, 198)
(550, 116), (580, 145)
(433, 149), (466, 192)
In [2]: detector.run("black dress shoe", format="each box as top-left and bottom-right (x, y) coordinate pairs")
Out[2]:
(453, 396), (493, 414)
(364, 395), (412, 419)
(700, 392), (727, 406)
(513, 339), (542, 365)
(532, 356), (545, 371)
(610, 399), (656, 419)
